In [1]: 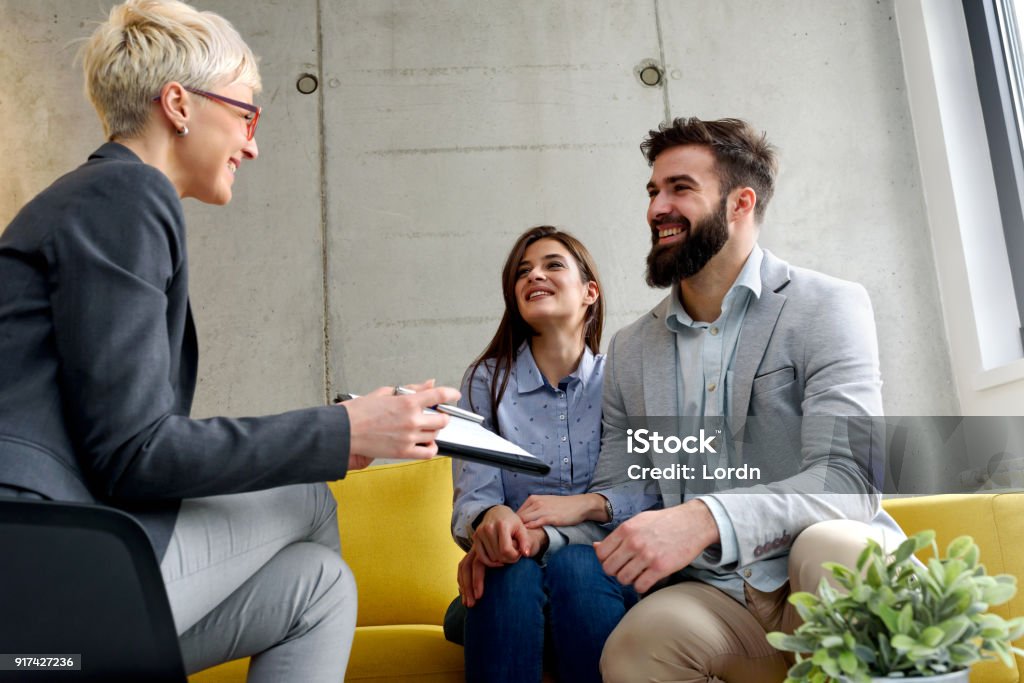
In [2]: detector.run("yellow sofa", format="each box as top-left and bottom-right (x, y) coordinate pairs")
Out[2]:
(189, 459), (1023, 683)
(190, 458), (465, 683)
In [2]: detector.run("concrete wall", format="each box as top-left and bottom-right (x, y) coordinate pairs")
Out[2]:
(0, 0), (957, 418)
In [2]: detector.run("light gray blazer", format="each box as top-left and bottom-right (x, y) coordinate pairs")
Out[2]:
(562, 248), (900, 592)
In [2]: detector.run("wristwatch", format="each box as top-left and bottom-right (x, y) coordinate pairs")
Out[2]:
(601, 496), (613, 522)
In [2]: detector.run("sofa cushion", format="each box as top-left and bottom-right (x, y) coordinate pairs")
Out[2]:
(329, 458), (462, 628)
(345, 625), (463, 682)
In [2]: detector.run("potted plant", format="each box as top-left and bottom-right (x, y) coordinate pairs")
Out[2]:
(767, 530), (1024, 682)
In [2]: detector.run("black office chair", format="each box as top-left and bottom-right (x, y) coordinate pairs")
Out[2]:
(0, 499), (186, 682)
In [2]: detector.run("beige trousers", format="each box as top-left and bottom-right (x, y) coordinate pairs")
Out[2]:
(599, 519), (901, 683)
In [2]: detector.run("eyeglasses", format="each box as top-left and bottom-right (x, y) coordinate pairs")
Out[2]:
(152, 87), (261, 141)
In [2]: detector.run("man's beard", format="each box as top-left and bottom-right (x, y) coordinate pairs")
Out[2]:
(645, 198), (729, 288)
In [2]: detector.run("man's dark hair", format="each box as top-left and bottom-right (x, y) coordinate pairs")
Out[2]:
(641, 117), (778, 223)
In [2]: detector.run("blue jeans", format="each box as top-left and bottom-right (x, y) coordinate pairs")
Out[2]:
(444, 544), (638, 683)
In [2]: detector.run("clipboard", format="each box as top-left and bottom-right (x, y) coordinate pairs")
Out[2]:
(434, 411), (551, 476)
(333, 392), (551, 475)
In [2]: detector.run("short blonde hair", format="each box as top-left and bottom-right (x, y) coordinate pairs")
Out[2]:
(80, 0), (262, 140)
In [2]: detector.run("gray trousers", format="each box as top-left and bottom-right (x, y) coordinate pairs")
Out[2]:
(160, 483), (357, 682)
(0, 482), (356, 681)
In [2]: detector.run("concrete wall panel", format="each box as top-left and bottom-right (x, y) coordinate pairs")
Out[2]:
(183, 0), (326, 417)
(657, 0), (956, 414)
(320, 0), (666, 394)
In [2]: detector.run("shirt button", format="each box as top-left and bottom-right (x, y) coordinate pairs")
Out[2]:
(563, 457), (569, 463)
(559, 414), (565, 420)
(743, 568), (752, 578)
(561, 436), (567, 442)
(710, 326), (719, 336)
(707, 382), (717, 392)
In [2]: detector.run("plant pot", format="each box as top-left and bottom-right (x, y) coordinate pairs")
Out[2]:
(841, 671), (969, 683)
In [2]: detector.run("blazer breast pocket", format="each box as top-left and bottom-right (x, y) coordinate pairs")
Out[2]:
(749, 365), (801, 417)
(750, 365), (797, 396)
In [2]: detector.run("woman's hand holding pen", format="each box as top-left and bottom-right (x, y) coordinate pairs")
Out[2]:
(341, 379), (460, 467)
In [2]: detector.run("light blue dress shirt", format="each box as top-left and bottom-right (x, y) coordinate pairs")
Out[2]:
(664, 244), (763, 604)
(451, 343), (605, 555)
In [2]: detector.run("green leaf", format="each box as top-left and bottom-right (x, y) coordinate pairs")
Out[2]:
(839, 650), (859, 674)
(937, 616), (970, 646)
(988, 640), (1013, 667)
(789, 659), (813, 678)
(949, 642), (979, 666)
(767, 633), (817, 653)
(820, 635), (844, 649)
(820, 656), (840, 678)
(897, 603), (913, 634)
(893, 536), (920, 564)
(824, 561), (856, 581)
(891, 634), (917, 651)
(982, 581), (1017, 606)
(943, 559), (967, 587)
(875, 603), (902, 634)
(963, 544), (979, 568)
(927, 557), (945, 585)
(766, 632), (790, 650)
(856, 543), (874, 573)
(939, 590), (972, 616)
(909, 644), (938, 660)
(788, 592), (820, 609)
(1005, 616), (1024, 640)
(850, 585), (871, 603)
(920, 626), (944, 647)
(946, 535), (973, 559)
(866, 556), (884, 588)
(853, 644), (876, 664)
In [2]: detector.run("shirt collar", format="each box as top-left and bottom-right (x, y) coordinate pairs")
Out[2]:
(514, 341), (595, 393)
(665, 243), (764, 331)
(733, 243), (764, 301)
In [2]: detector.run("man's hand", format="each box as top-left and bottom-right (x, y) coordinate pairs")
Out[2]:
(517, 493), (608, 528)
(594, 499), (720, 593)
(342, 380), (460, 464)
(473, 505), (532, 564)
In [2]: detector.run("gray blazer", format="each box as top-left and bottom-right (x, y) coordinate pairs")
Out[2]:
(0, 143), (350, 557)
(563, 249), (899, 591)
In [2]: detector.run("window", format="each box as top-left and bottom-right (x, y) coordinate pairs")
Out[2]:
(963, 0), (1024, 346)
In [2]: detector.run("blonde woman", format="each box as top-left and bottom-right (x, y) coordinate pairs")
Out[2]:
(0, 1), (457, 680)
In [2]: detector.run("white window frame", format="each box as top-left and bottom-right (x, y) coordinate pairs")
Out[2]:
(895, 0), (1024, 413)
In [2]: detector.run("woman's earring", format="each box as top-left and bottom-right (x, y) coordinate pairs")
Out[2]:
(176, 125), (189, 137)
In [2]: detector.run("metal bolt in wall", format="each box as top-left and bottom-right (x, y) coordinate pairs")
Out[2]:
(296, 73), (319, 94)
(635, 60), (665, 88)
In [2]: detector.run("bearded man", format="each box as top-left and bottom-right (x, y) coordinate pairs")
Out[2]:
(544, 117), (905, 682)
